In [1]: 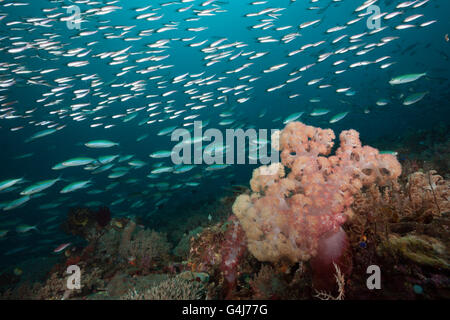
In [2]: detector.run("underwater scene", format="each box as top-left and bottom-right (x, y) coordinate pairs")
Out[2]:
(0, 0), (449, 302)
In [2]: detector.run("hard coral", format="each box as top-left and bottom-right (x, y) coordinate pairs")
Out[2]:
(188, 217), (248, 298)
(116, 221), (171, 272)
(122, 275), (205, 300)
(233, 122), (402, 289)
(126, 229), (171, 271)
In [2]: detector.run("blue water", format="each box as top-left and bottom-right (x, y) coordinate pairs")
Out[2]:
(0, 0), (449, 271)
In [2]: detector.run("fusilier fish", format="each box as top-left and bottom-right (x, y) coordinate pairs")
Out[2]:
(0, 178), (23, 192)
(60, 180), (92, 194)
(389, 73), (426, 85)
(20, 178), (61, 195)
(85, 140), (119, 148)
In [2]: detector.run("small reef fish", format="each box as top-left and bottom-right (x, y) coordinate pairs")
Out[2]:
(20, 178), (61, 196)
(283, 112), (304, 124)
(150, 150), (173, 158)
(53, 243), (71, 253)
(310, 109), (330, 116)
(60, 180), (92, 193)
(25, 128), (58, 142)
(389, 73), (427, 85)
(329, 112), (349, 124)
(62, 157), (96, 167)
(85, 140), (119, 148)
(16, 225), (38, 233)
(0, 178), (23, 192)
(403, 92), (428, 105)
(3, 196), (31, 211)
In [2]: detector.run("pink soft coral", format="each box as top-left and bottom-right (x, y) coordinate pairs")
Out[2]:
(233, 122), (401, 289)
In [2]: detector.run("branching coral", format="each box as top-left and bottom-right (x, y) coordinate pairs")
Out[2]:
(115, 221), (171, 271)
(96, 220), (171, 273)
(126, 229), (171, 270)
(232, 122), (402, 289)
(122, 275), (205, 300)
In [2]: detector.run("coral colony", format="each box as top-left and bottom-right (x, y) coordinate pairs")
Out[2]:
(233, 122), (401, 289)
(1, 121), (448, 301)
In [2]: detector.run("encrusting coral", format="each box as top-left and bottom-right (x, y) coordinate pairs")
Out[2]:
(232, 121), (402, 289)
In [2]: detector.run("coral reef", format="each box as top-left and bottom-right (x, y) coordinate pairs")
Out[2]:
(174, 226), (203, 259)
(91, 219), (172, 274)
(62, 206), (112, 240)
(188, 217), (253, 299)
(97, 228), (122, 261)
(232, 121), (401, 289)
(394, 122), (449, 176)
(348, 170), (449, 245)
(249, 265), (286, 300)
(121, 229), (171, 271)
(121, 275), (205, 300)
(146, 193), (236, 248)
(1, 123), (448, 301)
(220, 215), (247, 297)
(345, 167), (450, 299)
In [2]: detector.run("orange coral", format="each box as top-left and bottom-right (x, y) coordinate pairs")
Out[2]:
(232, 122), (402, 264)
